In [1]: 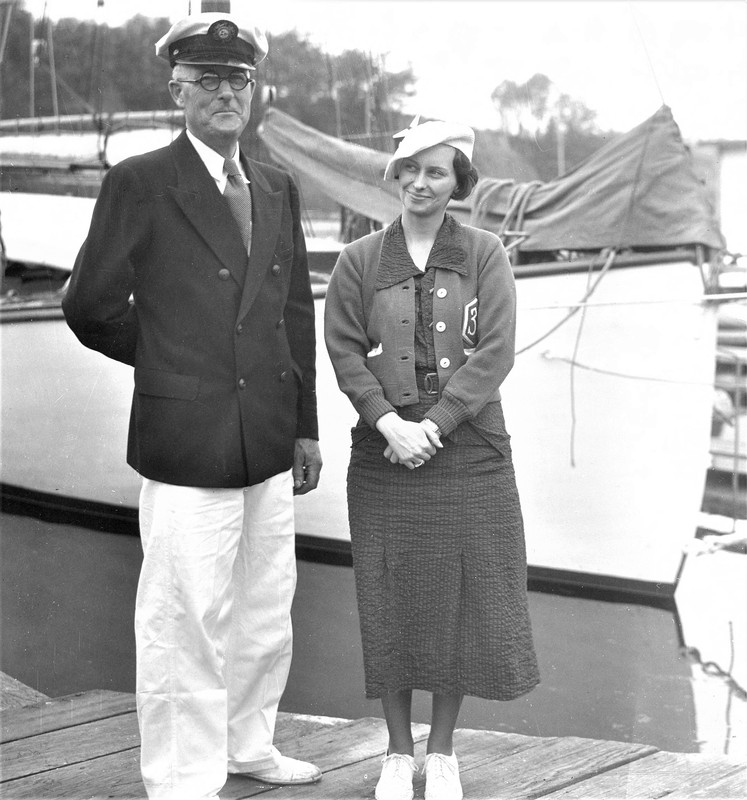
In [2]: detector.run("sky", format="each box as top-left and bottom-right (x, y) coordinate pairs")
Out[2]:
(22, 0), (747, 143)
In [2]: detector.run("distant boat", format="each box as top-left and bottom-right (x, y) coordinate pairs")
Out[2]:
(1, 103), (741, 604)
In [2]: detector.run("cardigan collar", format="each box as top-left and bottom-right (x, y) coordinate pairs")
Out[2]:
(376, 214), (469, 289)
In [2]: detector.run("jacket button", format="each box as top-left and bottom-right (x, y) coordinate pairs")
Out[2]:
(218, 268), (231, 281)
(277, 318), (285, 328)
(435, 321), (446, 332)
(280, 371), (288, 382)
(272, 264), (281, 275)
(238, 378), (247, 389)
(439, 357), (451, 369)
(436, 288), (447, 298)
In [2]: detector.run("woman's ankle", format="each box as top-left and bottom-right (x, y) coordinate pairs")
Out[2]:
(426, 738), (454, 755)
(387, 743), (415, 757)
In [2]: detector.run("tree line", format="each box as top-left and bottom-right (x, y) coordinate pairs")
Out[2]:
(0, 9), (616, 180)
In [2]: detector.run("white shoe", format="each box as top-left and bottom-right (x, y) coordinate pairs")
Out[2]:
(375, 752), (418, 800)
(241, 749), (322, 785)
(424, 752), (463, 800)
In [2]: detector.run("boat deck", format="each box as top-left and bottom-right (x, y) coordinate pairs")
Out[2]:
(2, 684), (745, 799)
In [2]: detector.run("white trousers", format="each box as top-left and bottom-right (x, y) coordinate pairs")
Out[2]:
(135, 472), (297, 800)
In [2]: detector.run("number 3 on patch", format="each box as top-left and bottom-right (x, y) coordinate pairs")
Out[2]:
(462, 297), (478, 348)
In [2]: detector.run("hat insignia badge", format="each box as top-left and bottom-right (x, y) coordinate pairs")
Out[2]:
(208, 20), (238, 43)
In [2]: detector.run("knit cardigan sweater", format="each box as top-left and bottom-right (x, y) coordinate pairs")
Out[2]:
(324, 215), (517, 437)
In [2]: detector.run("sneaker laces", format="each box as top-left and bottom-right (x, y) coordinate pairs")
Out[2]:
(425, 752), (457, 785)
(381, 752), (419, 776)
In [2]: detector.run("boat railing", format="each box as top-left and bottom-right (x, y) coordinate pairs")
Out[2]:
(0, 109), (186, 135)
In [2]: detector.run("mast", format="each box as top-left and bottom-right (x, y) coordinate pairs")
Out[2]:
(46, 17), (59, 121)
(27, 6), (33, 118)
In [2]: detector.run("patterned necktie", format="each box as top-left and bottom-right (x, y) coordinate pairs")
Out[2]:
(223, 157), (253, 254)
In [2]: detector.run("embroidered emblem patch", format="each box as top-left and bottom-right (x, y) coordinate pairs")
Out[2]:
(462, 297), (478, 348)
(209, 20), (238, 43)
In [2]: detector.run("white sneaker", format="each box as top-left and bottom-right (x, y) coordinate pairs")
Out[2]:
(240, 747), (322, 785)
(424, 752), (463, 800)
(375, 752), (418, 800)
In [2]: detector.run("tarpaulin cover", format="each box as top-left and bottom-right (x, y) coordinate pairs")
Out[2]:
(258, 105), (724, 252)
(257, 107), (401, 223)
(2, 105), (725, 255)
(466, 105), (724, 251)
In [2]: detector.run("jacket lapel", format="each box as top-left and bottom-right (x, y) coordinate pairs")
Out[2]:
(166, 132), (248, 285)
(236, 160), (282, 323)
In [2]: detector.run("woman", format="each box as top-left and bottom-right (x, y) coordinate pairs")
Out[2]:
(324, 119), (539, 800)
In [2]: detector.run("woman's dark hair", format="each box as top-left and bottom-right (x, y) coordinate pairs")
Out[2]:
(451, 150), (479, 201)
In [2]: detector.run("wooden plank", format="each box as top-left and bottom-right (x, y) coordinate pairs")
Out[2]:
(221, 717), (430, 799)
(273, 711), (351, 740)
(0, 699), (322, 747)
(446, 729), (657, 799)
(540, 750), (747, 798)
(0, 710), (423, 799)
(241, 750), (396, 799)
(410, 733), (543, 800)
(667, 762), (747, 799)
(1, 689), (136, 743)
(0, 748), (146, 799)
(1, 713), (139, 781)
(257, 732), (538, 800)
(0, 717), (358, 799)
(0, 672), (48, 711)
(4, 699), (740, 800)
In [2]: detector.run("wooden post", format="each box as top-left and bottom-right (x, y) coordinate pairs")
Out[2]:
(28, 11), (34, 119)
(46, 17), (59, 125)
(201, 0), (231, 11)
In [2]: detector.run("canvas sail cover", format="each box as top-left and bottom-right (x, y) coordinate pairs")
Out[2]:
(258, 105), (724, 252)
(257, 107), (401, 223)
(1, 105), (725, 258)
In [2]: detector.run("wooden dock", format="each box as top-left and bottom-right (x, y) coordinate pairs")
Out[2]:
(1, 687), (746, 799)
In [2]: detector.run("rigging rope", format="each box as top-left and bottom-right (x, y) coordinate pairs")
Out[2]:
(683, 618), (747, 758)
(469, 179), (543, 238)
(568, 259), (595, 467)
(629, 3), (667, 107)
(514, 248), (618, 356)
(502, 106), (678, 466)
(523, 291), (747, 311)
(540, 352), (719, 389)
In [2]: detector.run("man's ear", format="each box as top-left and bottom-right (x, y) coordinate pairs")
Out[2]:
(168, 80), (185, 107)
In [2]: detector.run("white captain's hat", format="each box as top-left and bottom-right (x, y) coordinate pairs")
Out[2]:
(384, 116), (475, 181)
(156, 12), (268, 70)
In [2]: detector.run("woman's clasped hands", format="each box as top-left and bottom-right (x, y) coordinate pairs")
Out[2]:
(375, 411), (443, 470)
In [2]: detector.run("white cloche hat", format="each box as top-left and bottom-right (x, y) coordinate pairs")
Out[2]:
(384, 116), (475, 181)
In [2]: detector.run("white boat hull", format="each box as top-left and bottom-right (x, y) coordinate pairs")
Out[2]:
(505, 261), (717, 584)
(1, 259), (717, 587)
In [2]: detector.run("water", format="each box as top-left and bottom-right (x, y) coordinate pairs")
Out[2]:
(1, 511), (743, 756)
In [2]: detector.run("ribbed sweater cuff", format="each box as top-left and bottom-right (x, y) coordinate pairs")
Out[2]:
(357, 390), (398, 429)
(425, 392), (472, 437)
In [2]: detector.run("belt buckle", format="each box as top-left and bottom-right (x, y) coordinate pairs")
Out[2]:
(424, 372), (439, 395)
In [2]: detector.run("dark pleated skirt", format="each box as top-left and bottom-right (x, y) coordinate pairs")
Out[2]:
(347, 402), (540, 701)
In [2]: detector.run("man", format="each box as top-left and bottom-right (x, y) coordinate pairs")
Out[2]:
(62, 9), (323, 799)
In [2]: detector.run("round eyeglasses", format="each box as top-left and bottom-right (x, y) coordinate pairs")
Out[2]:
(175, 71), (255, 92)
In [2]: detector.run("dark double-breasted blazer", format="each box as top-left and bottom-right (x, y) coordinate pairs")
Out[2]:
(63, 130), (318, 488)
